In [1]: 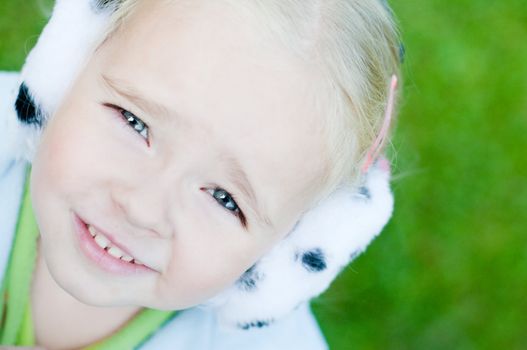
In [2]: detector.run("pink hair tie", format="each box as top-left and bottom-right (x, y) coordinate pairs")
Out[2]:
(361, 74), (398, 174)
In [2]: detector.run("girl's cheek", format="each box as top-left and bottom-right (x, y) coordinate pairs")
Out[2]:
(33, 111), (83, 191)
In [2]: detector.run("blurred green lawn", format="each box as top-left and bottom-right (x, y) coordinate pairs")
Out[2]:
(1, 1), (526, 349)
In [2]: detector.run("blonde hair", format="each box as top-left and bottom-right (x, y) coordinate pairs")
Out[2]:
(101, 0), (402, 210)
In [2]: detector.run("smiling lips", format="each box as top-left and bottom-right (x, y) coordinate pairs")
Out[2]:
(86, 224), (144, 265)
(73, 212), (155, 275)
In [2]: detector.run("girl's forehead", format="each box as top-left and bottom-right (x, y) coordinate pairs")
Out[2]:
(92, 0), (331, 223)
(106, 0), (311, 71)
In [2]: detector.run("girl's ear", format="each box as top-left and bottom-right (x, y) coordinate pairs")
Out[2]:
(360, 74), (398, 174)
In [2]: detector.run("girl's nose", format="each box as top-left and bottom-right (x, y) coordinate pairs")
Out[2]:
(110, 177), (173, 238)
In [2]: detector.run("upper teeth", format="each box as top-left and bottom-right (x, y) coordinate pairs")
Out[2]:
(87, 224), (143, 265)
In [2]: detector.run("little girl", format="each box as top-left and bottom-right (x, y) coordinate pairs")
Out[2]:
(0, 0), (402, 348)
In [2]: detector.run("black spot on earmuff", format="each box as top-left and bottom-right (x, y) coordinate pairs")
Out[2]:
(237, 318), (273, 330)
(299, 248), (327, 272)
(236, 264), (263, 292)
(349, 250), (360, 261)
(15, 83), (42, 127)
(358, 186), (371, 199)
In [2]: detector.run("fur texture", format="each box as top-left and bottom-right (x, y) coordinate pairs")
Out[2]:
(9, 0), (114, 163)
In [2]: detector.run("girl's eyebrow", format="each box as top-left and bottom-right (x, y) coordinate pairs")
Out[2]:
(101, 73), (179, 125)
(100, 73), (274, 231)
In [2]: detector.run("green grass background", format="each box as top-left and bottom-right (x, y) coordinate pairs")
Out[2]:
(1, 1), (526, 349)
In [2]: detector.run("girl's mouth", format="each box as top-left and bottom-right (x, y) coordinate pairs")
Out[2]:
(72, 211), (156, 275)
(86, 224), (143, 264)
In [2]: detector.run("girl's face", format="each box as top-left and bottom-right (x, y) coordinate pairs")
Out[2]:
(31, 0), (328, 309)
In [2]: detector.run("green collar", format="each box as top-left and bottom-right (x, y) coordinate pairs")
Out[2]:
(0, 164), (178, 348)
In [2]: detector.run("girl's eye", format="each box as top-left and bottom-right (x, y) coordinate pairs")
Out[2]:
(119, 108), (149, 141)
(203, 187), (247, 227)
(103, 103), (149, 142)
